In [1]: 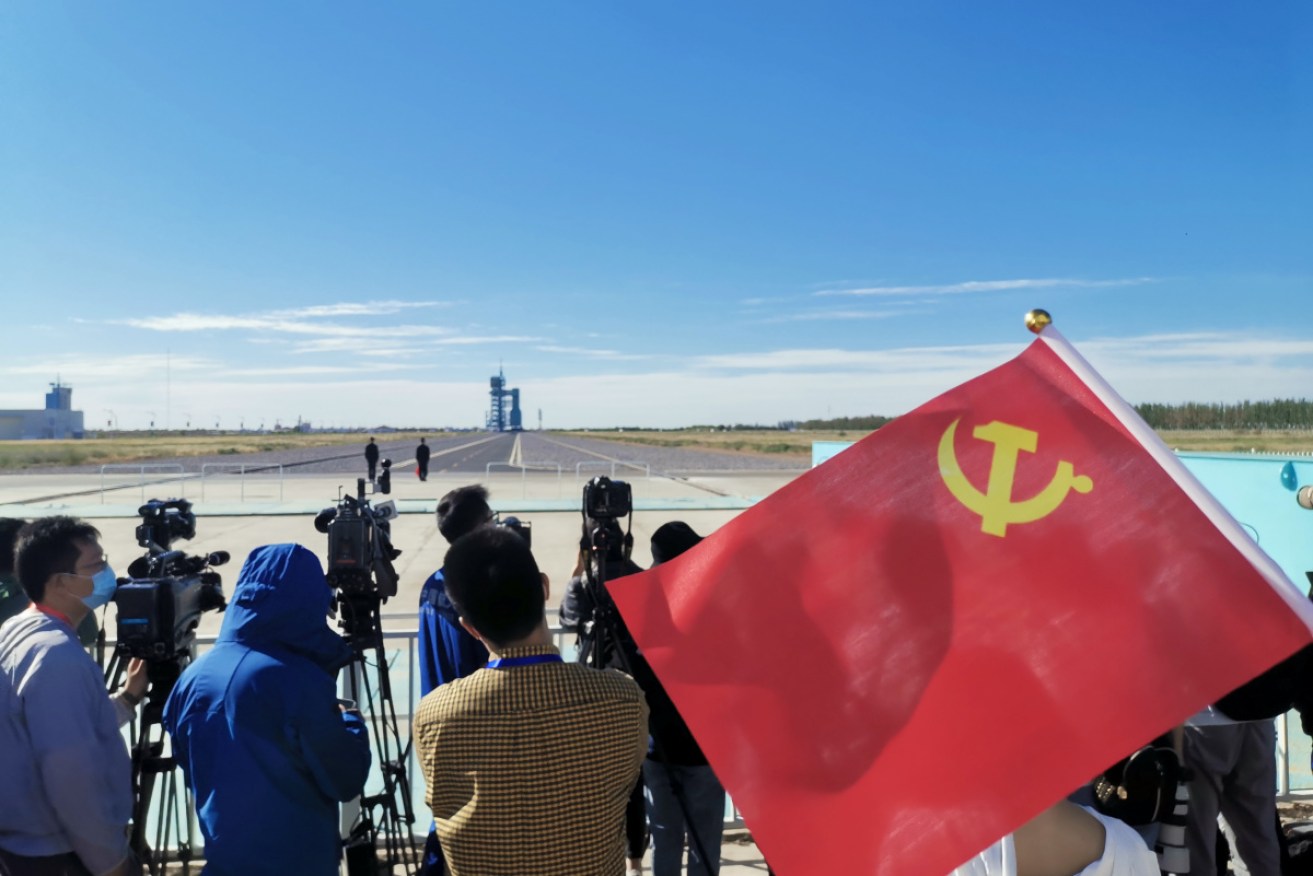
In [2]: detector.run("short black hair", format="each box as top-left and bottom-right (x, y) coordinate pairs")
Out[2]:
(15, 516), (101, 603)
(0, 518), (26, 576)
(443, 526), (544, 647)
(437, 485), (492, 544)
(651, 521), (703, 565)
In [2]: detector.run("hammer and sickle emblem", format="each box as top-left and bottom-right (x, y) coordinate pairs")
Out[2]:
(938, 419), (1093, 537)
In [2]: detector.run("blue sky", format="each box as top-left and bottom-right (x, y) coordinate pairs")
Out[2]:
(2, 2), (1310, 429)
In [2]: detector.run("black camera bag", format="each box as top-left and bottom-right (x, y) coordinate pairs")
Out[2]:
(1092, 739), (1180, 826)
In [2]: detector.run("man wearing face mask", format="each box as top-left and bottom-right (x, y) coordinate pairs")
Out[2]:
(0, 515), (147, 876)
(0, 517), (101, 648)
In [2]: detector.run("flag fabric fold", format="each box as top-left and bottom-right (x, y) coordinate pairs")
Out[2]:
(608, 329), (1313, 876)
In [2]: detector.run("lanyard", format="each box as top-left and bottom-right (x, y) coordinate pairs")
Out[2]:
(34, 603), (74, 628)
(487, 654), (563, 669)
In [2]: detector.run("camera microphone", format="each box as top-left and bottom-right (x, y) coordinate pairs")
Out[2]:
(206, 551), (230, 567)
(314, 507), (339, 533)
(1298, 485), (1313, 511)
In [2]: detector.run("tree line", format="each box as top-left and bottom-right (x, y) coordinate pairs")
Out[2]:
(1133, 399), (1313, 431)
(774, 400), (1313, 433)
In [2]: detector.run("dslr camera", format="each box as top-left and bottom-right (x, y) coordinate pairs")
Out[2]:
(315, 478), (402, 599)
(114, 499), (229, 662)
(583, 476), (632, 521)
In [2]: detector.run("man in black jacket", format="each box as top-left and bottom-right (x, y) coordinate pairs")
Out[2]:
(416, 437), (431, 481)
(364, 437), (379, 481)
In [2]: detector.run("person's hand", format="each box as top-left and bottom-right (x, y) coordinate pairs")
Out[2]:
(125, 658), (149, 701)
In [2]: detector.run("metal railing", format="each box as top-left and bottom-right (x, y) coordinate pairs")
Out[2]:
(115, 614), (742, 857)
(484, 461), (564, 497)
(199, 463), (285, 502)
(575, 460), (651, 479)
(99, 464), (186, 504)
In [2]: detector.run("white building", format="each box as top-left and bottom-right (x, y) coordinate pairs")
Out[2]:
(0, 382), (85, 439)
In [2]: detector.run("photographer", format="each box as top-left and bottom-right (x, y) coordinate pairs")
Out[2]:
(0, 516), (147, 876)
(162, 544), (371, 876)
(560, 494), (648, 875)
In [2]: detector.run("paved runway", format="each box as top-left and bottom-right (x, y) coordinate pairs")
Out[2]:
(25, 430), (807, 480)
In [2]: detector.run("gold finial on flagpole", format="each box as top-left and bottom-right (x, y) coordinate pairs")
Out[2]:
(1025, 309), (1052, 334)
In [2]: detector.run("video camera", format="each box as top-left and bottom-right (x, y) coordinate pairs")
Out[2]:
(114, 499), (228, 662)
(315, 478), (402, 599)
(583, 475), (632, 521)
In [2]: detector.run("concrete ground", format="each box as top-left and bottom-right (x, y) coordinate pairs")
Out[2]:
(0, 467), (793, 637)
(0, 466), (795, 874)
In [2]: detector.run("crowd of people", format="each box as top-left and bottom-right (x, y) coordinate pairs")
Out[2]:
(0, 473), (1304, 876)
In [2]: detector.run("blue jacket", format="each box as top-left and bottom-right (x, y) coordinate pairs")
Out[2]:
(417, 569), (487, 696)
(163, 544), (371, 876)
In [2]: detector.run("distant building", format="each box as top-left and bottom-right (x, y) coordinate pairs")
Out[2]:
(0, 382), (85, 439)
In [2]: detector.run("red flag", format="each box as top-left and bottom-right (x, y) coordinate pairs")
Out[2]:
(609, 328), (1313, 876)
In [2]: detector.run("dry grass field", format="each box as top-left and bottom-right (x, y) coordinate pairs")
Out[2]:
(0, 431), (444, 471)
(562, 429), (847, 458)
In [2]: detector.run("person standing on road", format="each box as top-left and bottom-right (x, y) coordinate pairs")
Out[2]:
(365, 436), (379, 481)
(416, 437), (431, 482)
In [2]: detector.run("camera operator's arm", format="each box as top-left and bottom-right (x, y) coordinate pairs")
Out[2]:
(295, 684), (372, 803)
(559, 573), (593, 634)
(110, 658), (148, 727)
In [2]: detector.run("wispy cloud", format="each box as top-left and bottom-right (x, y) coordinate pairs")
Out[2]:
(815, 277), (1157, 297)
(266, 300), (451, 318)
(535, 345), (654, 361)
(0, 354), (214, 381)
(757, 308), (913, 324)
(1080, 333), (1313, 362)
(694, 344), (1018, 372)
(118, 313), (456, 338)
(436, 335), (542, 346)
(221, 364), (426, 376)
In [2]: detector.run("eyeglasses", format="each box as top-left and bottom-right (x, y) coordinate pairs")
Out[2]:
(73, 554), (109, 575)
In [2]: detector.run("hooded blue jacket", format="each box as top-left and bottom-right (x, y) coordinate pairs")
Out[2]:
(163, 544), (371, 876)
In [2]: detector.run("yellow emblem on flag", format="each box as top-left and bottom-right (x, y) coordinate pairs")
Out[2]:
(938, 418), (1093, 537)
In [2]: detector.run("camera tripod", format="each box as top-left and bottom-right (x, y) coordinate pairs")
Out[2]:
(106, 651), (199, 876)
(335, 589), (420, 876)
(584, 526), (716, 874)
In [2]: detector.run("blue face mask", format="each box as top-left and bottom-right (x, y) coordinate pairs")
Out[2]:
(82, 566), (118, 611)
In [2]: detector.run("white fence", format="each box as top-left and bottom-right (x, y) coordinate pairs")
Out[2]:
(198, 463), (285, 502)
(99, 464), (186, 504)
